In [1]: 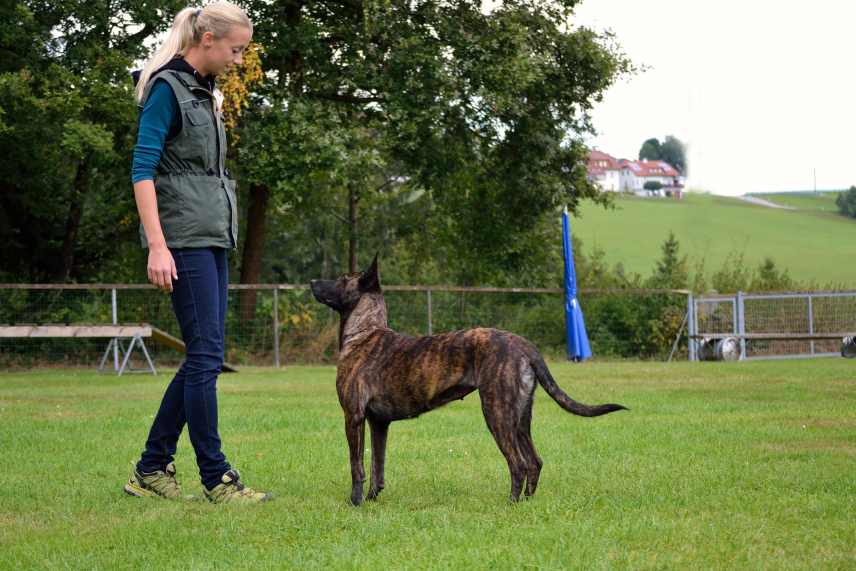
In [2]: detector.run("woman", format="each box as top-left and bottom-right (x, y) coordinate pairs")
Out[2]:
(124, 2), (270, 504)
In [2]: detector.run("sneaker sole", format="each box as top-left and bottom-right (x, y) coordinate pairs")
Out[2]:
(203, 491), (274, 504)
(124, 481), (158, 498)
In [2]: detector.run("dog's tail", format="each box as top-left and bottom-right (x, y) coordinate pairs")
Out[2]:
(529, 354), (627, 417)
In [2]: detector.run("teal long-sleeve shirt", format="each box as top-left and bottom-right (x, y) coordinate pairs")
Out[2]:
(131, 79), (180, 184)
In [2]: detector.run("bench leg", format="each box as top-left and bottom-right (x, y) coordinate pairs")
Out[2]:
(118, 336), (137, 377)
(98, 338), (117, 373)
(138, 337), (157, 376)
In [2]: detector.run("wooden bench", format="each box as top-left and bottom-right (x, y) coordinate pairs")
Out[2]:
(0, 324), (238, 375)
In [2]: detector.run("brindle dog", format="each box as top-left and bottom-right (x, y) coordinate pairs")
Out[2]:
(310, 255), (627, 505)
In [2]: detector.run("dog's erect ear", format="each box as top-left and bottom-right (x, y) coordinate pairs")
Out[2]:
(359, 253), (381, 292)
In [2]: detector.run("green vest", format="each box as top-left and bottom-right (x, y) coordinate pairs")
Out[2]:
(137, 69), (238, 249)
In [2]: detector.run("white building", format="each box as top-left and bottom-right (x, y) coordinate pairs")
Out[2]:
(588, 149), (685, 198)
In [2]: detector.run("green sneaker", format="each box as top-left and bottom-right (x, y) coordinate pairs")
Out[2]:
(203, 469), (272, 504)
(124, 461), (184, 500)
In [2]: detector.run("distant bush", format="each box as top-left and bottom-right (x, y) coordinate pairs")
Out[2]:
(644, 181), (663, 191)
(836, 186), (856, 218)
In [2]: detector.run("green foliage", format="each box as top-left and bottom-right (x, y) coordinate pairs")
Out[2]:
(659, 135), (687, 174)
(835, 185), (856, 218)
(643, 180), (663, 191)
(0, 1), (184, 282)
(233, 0), (635, 283)
(638, 137), (660, 161)
(648, 231), (688, 289)
(750, 257), (794, 291)
(638, 134), (686, 173)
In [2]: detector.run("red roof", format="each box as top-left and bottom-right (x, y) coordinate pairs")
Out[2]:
(633, 160), (679, 177)
(587, 150), (622, 172)
(587, 149), (681, 179)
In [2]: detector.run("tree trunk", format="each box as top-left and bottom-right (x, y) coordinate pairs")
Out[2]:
(348, 183), (359, 273)
(239, 182), (271, 322)
(56, 161), (89, 282)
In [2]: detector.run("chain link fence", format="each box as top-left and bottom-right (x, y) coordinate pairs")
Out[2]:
(0, 284), (692, 369)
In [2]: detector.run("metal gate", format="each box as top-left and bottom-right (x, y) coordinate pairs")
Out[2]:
(689, 291), (856, 360)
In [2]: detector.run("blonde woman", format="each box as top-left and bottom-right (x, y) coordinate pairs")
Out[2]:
(125, 2), (271, 503)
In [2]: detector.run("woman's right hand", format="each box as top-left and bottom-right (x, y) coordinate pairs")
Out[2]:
(148, 244), (178, 292)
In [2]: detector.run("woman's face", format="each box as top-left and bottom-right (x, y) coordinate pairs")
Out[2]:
(200, 25), (252, 76)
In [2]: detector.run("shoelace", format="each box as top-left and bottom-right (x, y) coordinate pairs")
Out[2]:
(224, 471), (247, 492)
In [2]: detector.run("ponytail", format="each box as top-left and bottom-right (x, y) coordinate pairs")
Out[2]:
(134, 2), (253, 103)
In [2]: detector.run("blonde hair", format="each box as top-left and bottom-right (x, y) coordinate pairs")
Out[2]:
(134, 2), (252, 103)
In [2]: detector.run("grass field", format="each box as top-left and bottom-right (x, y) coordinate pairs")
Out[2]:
(751, 191), (840, 213)
(572, 192), (855, 286)
(1, 361), (855, 569)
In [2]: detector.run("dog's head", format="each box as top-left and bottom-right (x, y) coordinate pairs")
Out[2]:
(310, 254), (381, 313)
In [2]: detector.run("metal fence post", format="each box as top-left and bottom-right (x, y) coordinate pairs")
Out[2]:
(111, 287), (119, 371)
(273, 287), (281, 368)
(807, 294), (815, 356)
(687, 293), (696, 361)
(736, 291), (746, 360)
(426, 289), (433, 336)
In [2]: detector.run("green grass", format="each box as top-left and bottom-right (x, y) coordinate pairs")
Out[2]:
(573, 192), (855, 286)
(751, 191), (840, 213)
(1, 361), (855, 569)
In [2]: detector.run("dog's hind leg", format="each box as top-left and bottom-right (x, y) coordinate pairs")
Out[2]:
(517, 399), (543, 498)
(366, 416), (389, 501)
(345, 414), (367, 506)
(480, 390), (528, 502)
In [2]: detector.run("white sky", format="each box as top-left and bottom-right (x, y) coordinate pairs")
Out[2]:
(572, 0), (856, 196)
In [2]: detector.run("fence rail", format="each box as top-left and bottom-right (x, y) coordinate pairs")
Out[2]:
(6, 284), (849, 366)
(0, 283), (691, 368)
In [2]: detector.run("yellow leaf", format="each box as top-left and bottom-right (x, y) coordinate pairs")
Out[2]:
(219, 42), (265, 145)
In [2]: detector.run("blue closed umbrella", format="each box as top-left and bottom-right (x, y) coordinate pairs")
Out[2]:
(563, 208), (592, 361)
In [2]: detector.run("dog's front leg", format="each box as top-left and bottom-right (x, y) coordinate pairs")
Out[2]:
(367, 417), (389, 501)
(345, 414), (366, 506)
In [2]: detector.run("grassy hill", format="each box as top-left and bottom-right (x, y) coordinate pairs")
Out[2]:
(571, 191), (855, 287)
(751, 190), (840, 212)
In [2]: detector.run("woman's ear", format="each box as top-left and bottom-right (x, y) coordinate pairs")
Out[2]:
(200, 30), (215, 48)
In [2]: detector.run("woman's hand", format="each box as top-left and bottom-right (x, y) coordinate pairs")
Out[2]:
(148, 244), (178, 292)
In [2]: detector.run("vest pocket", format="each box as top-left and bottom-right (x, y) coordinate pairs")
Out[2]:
(184, 106), (211, 126)
(182, 106), (212, 172)
(176, 174), (229, 243)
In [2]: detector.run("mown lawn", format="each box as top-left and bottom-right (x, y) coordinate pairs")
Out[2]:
(572, 192), (855, 286)
(1, 360), (854, 569)
(753, 191), (841, 213)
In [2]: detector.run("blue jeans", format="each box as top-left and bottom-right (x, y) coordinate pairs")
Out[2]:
(137, 247), (232, 489)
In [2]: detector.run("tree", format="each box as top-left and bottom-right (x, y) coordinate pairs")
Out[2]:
(235, 0), (635, 286)
(750, 257), (793, 292)
(835, 186), (856, 218)
(638, 138), (661, 162)
(659, 135), (687, 175)
(638, 135), (686, 174)
(647, 231), (688, 289)
(644, 181), (663, 191)
(1, 1), (637, 292)
(0, 0), (184, 282)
